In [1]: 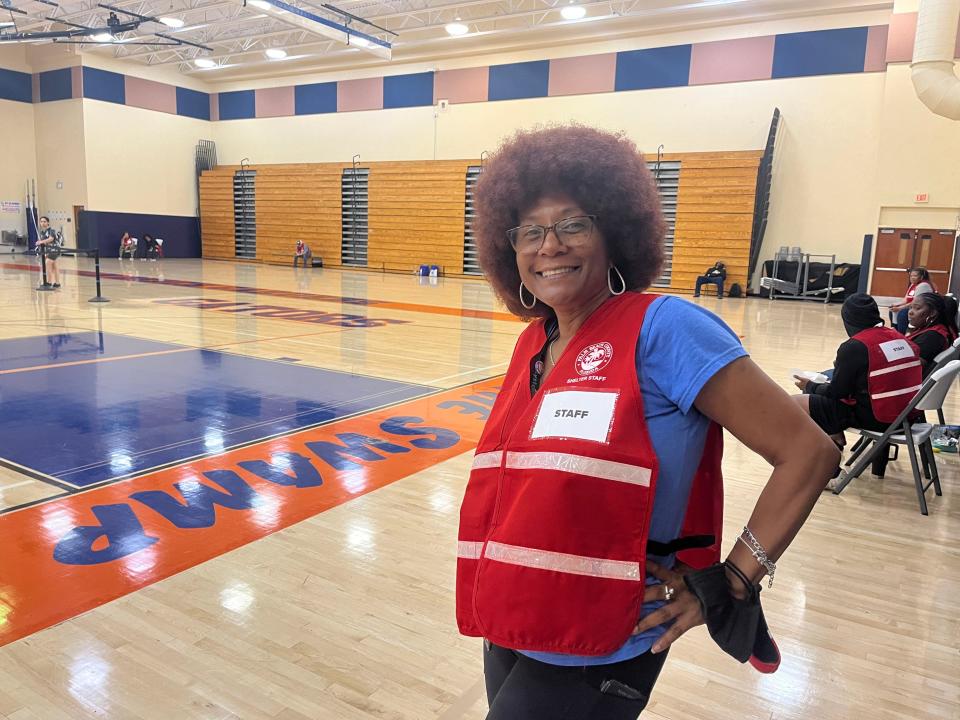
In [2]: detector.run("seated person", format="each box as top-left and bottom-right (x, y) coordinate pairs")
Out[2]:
(888, 267), (935, 333)
(906, 292), (959, 376)
(793, 293), (921, 449)
(144, 234), (163, 260)
(293, 239), (312, 268)
(693, 260), (726, 298)
(119, 232), (138, 259)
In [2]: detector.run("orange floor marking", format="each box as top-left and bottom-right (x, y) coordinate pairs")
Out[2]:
(0, 378), (500, 647)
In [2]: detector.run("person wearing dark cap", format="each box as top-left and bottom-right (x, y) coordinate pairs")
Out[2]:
(793, 293), (922, 447)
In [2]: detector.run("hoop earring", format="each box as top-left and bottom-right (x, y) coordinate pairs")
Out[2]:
(519, 281), (537, 310)
(608, 265), (626, 296)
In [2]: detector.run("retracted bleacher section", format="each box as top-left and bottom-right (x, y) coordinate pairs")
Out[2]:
(199, 151), (761, 293)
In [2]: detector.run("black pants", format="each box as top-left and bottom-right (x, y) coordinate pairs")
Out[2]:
(694, 276), (724, 297)
(484, 642), (668, 720)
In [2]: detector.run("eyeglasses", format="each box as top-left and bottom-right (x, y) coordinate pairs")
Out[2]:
(506, 215), (597, 254)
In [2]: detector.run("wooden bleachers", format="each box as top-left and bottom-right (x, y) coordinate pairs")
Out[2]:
(199, 150), (761, 292)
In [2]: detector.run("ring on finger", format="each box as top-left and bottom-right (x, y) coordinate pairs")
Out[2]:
(663, 584), (675, 602)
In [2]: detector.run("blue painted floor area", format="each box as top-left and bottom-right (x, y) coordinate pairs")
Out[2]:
(0, 332), (432, 487)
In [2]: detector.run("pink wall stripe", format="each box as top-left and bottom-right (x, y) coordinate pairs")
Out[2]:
(125, 76), (176, 114)
(255, 86), (294, 118)
(864, 25), (888, 72)
(70, 66), (83, 99)
(689, 35), (775, 85)
(337, 77), (383, 112)
(886, 13), (916, 63)
(209, 93), (219, 122)
(433, 67), (489, 104)
(31, 74), (40, 103)
(548, 54), (616, 96)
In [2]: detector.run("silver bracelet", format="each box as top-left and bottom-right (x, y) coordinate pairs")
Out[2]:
(737, 526), (776, 588)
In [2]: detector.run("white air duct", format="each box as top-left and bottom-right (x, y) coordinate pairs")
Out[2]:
(911, 0), (960, 120)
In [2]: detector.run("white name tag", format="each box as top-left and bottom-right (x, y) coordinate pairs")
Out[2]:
(531, 391), (618, 443)
(879, 339), (915, 362)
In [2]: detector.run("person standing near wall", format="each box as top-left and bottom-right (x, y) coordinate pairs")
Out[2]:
(36, 215), (62, 288)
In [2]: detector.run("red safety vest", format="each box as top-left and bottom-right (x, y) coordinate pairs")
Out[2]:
(853, 327), (923, 422)
(908, 323), (953, 346)
(456, 293), (723, 656)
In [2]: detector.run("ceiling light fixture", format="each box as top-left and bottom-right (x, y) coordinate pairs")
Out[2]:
(247, 0), (271, 9)
(445, 21), (468, 36)
(351, 35), (370, 47)
(560, 3), (586, 20)
(159, 16), (185, 28)
(194, 57), (217, 68)
(92, 32), (113, 42)
(265, 47), (287, 59)
(0, 21), (15, 27)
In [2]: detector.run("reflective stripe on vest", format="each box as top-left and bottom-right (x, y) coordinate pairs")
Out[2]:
(471, 450), (652, 487)
(853, 327), (923, 423)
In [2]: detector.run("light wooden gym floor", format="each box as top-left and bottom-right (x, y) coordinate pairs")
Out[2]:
(0, 256), (957, 720)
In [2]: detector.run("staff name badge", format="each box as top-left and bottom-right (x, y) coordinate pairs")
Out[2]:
(879, 339), (915, 362)
(531, 390), (617, 443)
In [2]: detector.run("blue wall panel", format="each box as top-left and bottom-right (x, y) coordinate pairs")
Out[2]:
(0, 68), (32, 104)
(218, 90), (256, 120)
(77, 210), (201, 259)
(176, 87), (210, 120)
(82, 67), (125, 104)
(488, 61), (550, 101)
(295, 82), (337, 115)
(39, 69), (73, 102)
(772, 27), (868, 79)
(615, 45), (692, 91)
(383, 72), (435, 109)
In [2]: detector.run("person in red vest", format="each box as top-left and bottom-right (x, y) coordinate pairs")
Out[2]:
(794, 293), (922, 445)
(888, 267), (936, 333)
(458, 125), (839, 720)
(906, 292), (959, 376)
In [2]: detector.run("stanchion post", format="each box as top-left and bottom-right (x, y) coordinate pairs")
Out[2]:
(88, 248), (110, 303)
(36, 242), (54, 292)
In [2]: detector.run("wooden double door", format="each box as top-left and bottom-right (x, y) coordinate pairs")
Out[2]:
(871, 227), (956, 297)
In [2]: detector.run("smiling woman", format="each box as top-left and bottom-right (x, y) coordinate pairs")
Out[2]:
(457, 124), (839, 720)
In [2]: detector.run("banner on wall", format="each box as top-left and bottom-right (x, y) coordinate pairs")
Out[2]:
(1, 201), (21, 213)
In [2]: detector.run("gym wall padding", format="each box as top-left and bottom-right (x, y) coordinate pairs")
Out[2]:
(82, 67), (125, 105)
(198, 151), (761, 291)
(77, 210), (201, 258)
(0, 68), (32, 104)
(38, 69), (72, 103)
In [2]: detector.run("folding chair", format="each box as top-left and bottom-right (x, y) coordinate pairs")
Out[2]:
(931, 337), (960, 425)
(832, 360), (960, 515)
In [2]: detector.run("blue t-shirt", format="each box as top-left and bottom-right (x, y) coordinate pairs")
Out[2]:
(522, 295), (748, 666)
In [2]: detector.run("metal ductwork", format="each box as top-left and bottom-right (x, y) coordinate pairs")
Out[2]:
(911, 0), (960, 120)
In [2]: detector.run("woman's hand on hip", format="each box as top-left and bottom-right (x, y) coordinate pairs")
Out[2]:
(632, 561), (704, 654)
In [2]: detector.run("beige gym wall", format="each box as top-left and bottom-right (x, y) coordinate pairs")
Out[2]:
(0, 46), (37, 238)
(82, 101), (210, 217)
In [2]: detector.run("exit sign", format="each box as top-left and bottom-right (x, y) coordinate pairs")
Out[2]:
(915, 192), (929, 203)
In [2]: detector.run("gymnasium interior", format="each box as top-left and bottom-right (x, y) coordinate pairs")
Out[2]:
(1, 0), (958, 717)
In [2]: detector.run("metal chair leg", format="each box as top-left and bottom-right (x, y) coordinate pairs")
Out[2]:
(845, 436), (870, 467)
(937, 408), (945, 426)
(834, 438), (884, 495)
(904, 434), (928, 516)
(922, 440), (943, 496)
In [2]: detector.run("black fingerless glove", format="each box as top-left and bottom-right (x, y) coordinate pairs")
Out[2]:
(683, 562), (781, 673)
